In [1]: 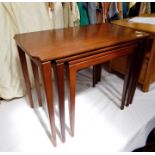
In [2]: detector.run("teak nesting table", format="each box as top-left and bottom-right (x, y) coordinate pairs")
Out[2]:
(14, 23), (150, 146)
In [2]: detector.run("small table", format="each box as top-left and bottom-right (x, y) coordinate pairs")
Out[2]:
(14, 23), (150, 146)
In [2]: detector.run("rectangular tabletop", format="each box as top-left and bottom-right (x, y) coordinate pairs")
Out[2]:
(14, 23), (149, 62)
(112, 13), (155, 34)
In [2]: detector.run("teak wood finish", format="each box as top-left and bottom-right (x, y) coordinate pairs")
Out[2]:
(15, 23), (150, 146)
(110, 13), (155, 92)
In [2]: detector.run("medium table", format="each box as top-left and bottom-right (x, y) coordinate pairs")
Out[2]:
(14, 23), (150, 146)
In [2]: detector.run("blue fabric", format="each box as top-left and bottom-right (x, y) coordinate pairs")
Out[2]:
(108, 2), (118, 19)
(87, 2), (97, 24)
(123, 2), (128, 18)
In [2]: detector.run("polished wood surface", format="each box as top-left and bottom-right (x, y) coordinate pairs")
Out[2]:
(15, 23), (148, 62)
(112, 13), (155, 34)
(31, 60), (42, 107)
(53, 62), (65, 143)
(40, 61), (56, 146)
(66, 42), (149, 136)
(18, 47), (34, 108)
(15, 23), (150, 146)
(93, 64), (102, 87)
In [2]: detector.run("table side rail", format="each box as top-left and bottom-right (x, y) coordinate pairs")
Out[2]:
(67, 44), (137, 71)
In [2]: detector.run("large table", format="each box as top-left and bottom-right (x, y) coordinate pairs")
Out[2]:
(111, 14), (155, 92)
(14, 23), (150, 146)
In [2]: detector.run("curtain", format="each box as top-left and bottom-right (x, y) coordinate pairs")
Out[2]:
(0, 3), (23, 99)
(0, 2), (52, 99)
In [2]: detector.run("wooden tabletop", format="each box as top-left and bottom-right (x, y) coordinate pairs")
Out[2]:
(112, 13), (155, 34)
(14, 23), (149, 62)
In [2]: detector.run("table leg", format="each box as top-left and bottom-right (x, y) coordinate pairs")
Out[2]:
(41, 61), (56, 146)
(125, 57), (137, 107)
(93, 64), (102, 87)
(55, 63), (65, 143)
(121, 54), (136, 109)
(18, 46), (34, 108)
(67, 65), (76, 137)
(93, 65), (98, 87)
(126, 41), (146, 106)
(31, 60), (42, 107)
(96, 64), (102, 82)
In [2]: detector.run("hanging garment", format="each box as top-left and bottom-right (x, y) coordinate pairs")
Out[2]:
(77, 2), (89, 26)
(117, 2), (123, 19)
(62, 2), (70, 28)
(123, 2), (128, 18)
(5, 2), (52, 33)
(102, 2), (110, 22)
(96, 2), (103, 23)
(0, 2), (52, 99)
(48, 2), (54, 11)
(71, 2), (80, 26)
(139, 2), (151, 15)
(128, 2), (141, 17)
(108, 2), (120, 22)
(63, 2), (80, 28)
(87, 2), (97, 24)
(47, 2), (55, 28)
(52, 2), (64, 29)
(0, 3), (24, 99)
(128, 2), (136, 10)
